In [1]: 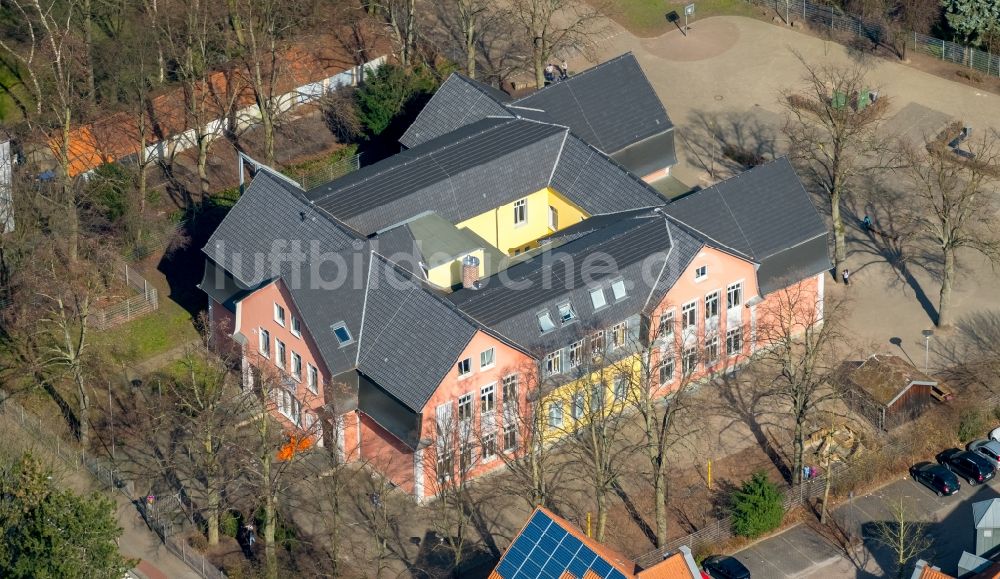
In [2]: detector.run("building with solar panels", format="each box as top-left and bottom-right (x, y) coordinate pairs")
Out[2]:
(491, 507), (702, 579)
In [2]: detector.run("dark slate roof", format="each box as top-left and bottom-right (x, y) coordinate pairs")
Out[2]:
(512, 53), (674, 155)
(448, 210), (704, 350)
(356, 254), (478, 411)
(304, 119), (666, 236)
(204, 169), (362, 287)
(198, 260), (252, 312)
(399, 73), (513, 148)
(305, 118), (566, 235)
(664, 157), (830, 293)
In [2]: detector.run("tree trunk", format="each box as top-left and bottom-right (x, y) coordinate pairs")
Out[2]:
(595, 488), (607, 542)
(937, 246), (955, 327)
(206, 433), (219, 545)
(533, 39), (544, 88)
(197, 136), (210, 203)
(792, 419), (804, 484)
(820, 459), (833, 524)
(259, 103), (275, 166)
(830, 187), (846, 279)
(465, 17), (476, 79)
(404, 0), (416, 68)
(60, 110), (79, 263)
(653, 463), (667, 546)
(84, 0), (96, 106)
(75, 371), (90, 447)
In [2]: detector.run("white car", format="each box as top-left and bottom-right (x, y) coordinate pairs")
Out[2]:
(969, 439), (1000, 468)
(990, 427), (1000, 443)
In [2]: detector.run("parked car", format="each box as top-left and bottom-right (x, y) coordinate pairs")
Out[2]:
(990, 427), (1000, 443)
(702, 555), (751, 579)
(909, 462), (960, 496)
(968, 439), (1000, 468)
(937, 448), (996, 485)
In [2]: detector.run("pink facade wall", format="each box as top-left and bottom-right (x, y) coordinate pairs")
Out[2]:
(235, 280), (332, 435)
(649, 246), (761, 393)
(359, 413), (416, 494)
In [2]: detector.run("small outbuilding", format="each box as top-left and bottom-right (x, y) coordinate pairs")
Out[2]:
(973, 498), (1000, 558)
(836, 354), (949, 431)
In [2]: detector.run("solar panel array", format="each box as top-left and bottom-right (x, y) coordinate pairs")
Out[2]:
(495, 510), (630, 579)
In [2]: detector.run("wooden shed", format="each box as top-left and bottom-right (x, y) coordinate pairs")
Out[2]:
(836, 354), (949, 431)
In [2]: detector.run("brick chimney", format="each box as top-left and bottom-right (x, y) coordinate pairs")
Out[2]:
(461, 255), (481, 289)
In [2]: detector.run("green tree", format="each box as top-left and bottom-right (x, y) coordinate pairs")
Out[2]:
(0, 453), (134, 578)
(731, 470), (785, 539)
(941, 0), (1000, 49)
(354, 63), (441, 136)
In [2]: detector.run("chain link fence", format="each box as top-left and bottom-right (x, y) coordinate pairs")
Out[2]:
(748, 0), (1000, 78)
(292, 152), (362, 191)
(0, 391), (227, 579)
(90, 263), (160, 330)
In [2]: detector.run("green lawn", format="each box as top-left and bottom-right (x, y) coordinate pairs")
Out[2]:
(92, 297), (200, 364)
(594, 0), (757, 37)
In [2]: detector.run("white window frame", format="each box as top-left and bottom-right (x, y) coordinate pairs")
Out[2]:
(274, 303), (286, 326)
(482, 432), (497, 462)
(548, 205), (558, 230)
(275, 338), (286, 369)
(610, 321), (628, 350)
(544, 350), (562, 376)
(480, 347), (496, 370)
(683, 345), (698, 375)
(290, 316), (302, 338)
(503, 423), (517, 452)
(611, 278), (627, 301)
(590, 331), (605, 359)
(705, 291), (720, 320)
(557, 302), (577, 324)
(727, 282), (744, 310)
(548, 402), (563, 429)
(502, 374), (518, 405)
(681, 301), (697, 330)
(706, 334), (720, 363)
(538, 311), (556, 333)
(694, 265), (708, 281)
(458, 393), (473, 422)
(259, 328), (271, 358)
(567, 340), (583, 369)
(457, 357), (472, 377)
(659, 353), (675, 385)
(513, 198), (527, 225)
(331, 322), (353, 347)
(590, 287), (608, 310)
(590, 383), (604, 412)
(291, 352), (302, 381)
(307, 364), (319, 394)
(726, 328), (743, 357)
(480, 383), (496, 415)
(613, 374), (628, 401)
(658, 310), (675, 341)
(571, 392), (585, 420)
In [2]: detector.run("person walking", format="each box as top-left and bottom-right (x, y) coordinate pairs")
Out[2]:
(862, 214), (872, 232)
(842, 268), (850, 285)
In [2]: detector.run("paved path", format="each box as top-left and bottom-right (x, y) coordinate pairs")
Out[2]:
(736, 471), (1000, 577)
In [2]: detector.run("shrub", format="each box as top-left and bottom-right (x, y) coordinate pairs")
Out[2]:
(956, 69), (984, 83)
(958, 409), (986, 443)
(354, 62), (446, 137)
(220, 511), (240, 538)
(730, 470), (785, 539)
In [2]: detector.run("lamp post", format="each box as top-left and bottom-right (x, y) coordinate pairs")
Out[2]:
(922, 329), (934, 372)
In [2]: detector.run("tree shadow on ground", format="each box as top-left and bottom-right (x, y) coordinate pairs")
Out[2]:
(680, 109), (780, 182)
(843, 182), (940, 325)
(712, 373), (793, 484)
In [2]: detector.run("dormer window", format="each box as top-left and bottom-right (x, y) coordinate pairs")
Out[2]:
(557, 302), (577, 324)
(537, 311), (556, 333)
(611, 279), (627, 301)
(331, 322), (353, 347)
(589, 287), (607, 310)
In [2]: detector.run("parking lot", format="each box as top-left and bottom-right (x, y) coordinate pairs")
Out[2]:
(736, 463), (1000, 578)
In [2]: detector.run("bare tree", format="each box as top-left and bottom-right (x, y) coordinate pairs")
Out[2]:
(897, 126), (1000, 328)
(613, 313), (706, 548)
(783, 55), (892, 280)
(869, 498), (932, 578)
(509, 0), (607, 88)
(433, 0), (499, 79)
(0, 0), (89, 262)
(755, 284), (846, 484)
(40, 289), (93, 446)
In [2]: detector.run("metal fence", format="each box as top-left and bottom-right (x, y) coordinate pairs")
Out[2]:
(748, 0), (1000, 78)
(634, 436), (916, 567)
(293, 152), (362, 191)
(0, 392), (227, 579)
(90, 264), (160, 330)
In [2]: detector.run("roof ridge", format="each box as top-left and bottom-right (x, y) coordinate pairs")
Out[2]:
(563, 81), (605, 151)
(310, 117), (521, 203)
(564, 133), (668, 204)
(642, 212), (675, 312)
(511, 51), (637, 104)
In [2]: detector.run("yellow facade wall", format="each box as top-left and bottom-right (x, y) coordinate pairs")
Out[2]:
(425, 248), (487, 289)
(456, 187), (588, 255)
